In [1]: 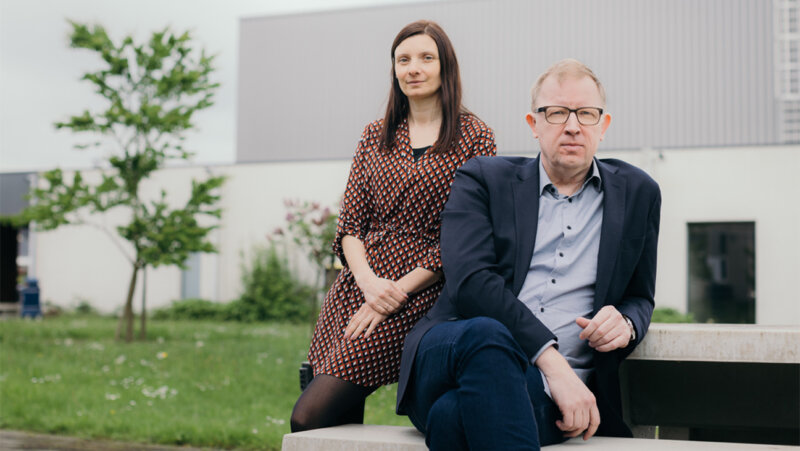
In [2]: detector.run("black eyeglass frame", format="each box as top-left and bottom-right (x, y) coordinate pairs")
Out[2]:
(534, 106), (605, 125)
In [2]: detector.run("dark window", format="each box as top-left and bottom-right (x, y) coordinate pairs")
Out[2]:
(687, 222), (755, 323)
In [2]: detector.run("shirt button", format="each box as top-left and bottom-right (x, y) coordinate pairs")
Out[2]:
(551, 279), (556, 284)
(568, 198), (573, 203)
(567, 225), (572, 230)
(559, 252), (564, 257)
(540, 307), (545, 312)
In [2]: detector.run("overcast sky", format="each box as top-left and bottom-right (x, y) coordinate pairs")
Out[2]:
(0, 0), (431, 172)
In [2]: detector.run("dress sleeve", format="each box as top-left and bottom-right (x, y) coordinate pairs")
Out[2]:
(474, 126), (498, 158)
(412, 124), (498, 272)
(332, 126), (373, 268)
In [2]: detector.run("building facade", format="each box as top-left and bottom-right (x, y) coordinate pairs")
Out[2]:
(4, 0), (798, 325)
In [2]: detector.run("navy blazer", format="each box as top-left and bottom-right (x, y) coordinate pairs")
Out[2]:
(396, 155), (661, 437)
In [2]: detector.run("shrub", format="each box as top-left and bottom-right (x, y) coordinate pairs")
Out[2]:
(74, 300), (98, 315)
(152, 246), (316, 323)
(652, 307), (694, 323)
(232, 245), (316, 323)
(152, 299), (226, 321)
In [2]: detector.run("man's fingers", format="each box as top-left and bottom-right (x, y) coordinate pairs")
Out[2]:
(556, 420), (573, 434)
(595, 335), (627, 352)
(586, 321), (611, 343)
(557, 412), (570, 431)
(590, 322), (626, 347)
(583, 308), (624, 343)
(583, 405), (601, 440)
(578, 319), (598, 340)
(576, 409), (589, 436)
(575, 316), (591, 329)
(587, 324), (616, 347)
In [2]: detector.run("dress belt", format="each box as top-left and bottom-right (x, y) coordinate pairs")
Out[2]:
(370, 223), (436, 245)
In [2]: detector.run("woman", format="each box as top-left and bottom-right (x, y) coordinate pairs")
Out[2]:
(290, 20), (496, 432)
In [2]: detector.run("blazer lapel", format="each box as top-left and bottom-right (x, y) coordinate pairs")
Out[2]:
(594, 161), (626, 311)
(511, 157), (541, 295)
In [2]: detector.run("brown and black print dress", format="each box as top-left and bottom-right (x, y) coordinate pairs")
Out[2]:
(308, 114), (496, 387)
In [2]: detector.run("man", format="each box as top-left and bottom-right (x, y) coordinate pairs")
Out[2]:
(396, 59), (661, 450)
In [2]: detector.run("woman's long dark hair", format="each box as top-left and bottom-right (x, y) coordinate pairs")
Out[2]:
(379, 20), (465, 154)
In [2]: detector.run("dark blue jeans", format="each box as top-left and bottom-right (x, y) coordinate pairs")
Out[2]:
(405, 317), (567, 450)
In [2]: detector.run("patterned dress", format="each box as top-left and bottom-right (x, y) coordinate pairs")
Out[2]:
(308, 114), (497, 388)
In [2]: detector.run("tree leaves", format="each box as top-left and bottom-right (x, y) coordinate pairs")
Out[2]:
(18, 21), (225, 341)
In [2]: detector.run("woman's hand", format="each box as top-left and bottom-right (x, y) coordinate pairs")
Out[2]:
(344, 304), (389, 340)
(356, 274), (408, 315)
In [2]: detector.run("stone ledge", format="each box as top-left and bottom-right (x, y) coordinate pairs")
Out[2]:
(282, 425), (425, 451)
(630, 323), (800, 363)
(281, 425), (797, 450)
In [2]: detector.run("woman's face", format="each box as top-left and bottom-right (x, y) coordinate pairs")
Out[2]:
(394, 34), (442, 101)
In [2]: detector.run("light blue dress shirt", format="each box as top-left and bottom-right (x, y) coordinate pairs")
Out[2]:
(518, 158), (604, 394)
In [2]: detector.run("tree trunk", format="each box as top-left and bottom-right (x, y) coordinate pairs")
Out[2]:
(138, 267), (147, 340)
(115, 263), (139, 342)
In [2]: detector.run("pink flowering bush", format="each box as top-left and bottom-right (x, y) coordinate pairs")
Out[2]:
(271, 199), (339, 291)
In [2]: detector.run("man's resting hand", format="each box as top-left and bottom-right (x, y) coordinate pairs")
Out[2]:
(576, 305), (631, 352)
(535, 347), (600, 440)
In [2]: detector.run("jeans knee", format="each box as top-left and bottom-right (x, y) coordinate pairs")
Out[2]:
(461, 317), (519, 350)
(456, 317), (527, 369)
(463, 317), (511, 338)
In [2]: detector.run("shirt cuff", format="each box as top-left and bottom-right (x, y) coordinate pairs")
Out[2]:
(530, 339), (557, 366)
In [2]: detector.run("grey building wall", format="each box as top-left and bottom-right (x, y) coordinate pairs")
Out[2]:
(0, 173), (31, 218)
(237, 0), (776, 163)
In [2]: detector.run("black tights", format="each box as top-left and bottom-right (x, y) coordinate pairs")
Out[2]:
(290, 374), (377, 432)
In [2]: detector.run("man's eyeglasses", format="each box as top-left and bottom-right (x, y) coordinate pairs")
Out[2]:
(534, 106), (604, 126)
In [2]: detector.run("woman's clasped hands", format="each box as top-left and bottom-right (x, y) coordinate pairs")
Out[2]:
(344, 275), (408, 340)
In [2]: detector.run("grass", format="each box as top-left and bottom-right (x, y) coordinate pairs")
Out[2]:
(651, 307), (694, 323)
(0, 315), (412, 450)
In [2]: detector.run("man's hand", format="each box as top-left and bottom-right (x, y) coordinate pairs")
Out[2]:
(576, 305), (631, 352)
(356, 274), (407, 315)
(536, 347), (600, 440)
(344, 303), (388, 340)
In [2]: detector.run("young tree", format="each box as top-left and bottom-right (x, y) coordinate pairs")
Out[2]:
(19, 22), (224, 341)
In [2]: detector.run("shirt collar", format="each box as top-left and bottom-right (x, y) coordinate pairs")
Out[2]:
(538, 158), (602, 196)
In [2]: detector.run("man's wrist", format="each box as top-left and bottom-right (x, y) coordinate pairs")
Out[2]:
(535, 346), (571, 378)
(623, 315), (636, 343)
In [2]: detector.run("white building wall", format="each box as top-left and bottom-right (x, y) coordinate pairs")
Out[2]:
(601, 145), (800, 326)
(214, 160), (349, 302)
(31, 145), (800, 325)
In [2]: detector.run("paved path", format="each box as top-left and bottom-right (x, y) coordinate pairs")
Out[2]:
(0, 430), (225, 451)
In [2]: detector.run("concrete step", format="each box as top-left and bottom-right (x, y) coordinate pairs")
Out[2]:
(281, 424), (798, 450)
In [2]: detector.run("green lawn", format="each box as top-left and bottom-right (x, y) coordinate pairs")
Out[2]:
(0, 315), (412, 450)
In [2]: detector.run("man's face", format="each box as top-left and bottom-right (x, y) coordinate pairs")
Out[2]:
(526, 75), (611, 178)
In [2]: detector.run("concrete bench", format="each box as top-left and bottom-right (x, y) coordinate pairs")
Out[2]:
(622, 324), (799, 444)
(283, 324), (800, 450)
(281, 424), (798, 450)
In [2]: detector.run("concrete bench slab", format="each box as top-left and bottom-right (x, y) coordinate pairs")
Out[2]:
(281, 425), (798, 450)
(629, 324), (800, 363)
(282, 425), (424, 451)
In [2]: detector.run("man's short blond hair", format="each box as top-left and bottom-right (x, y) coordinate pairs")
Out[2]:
(530, 58), (606, 110)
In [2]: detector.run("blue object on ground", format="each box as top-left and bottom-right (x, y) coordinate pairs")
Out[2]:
(20, 278), (41, 318)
